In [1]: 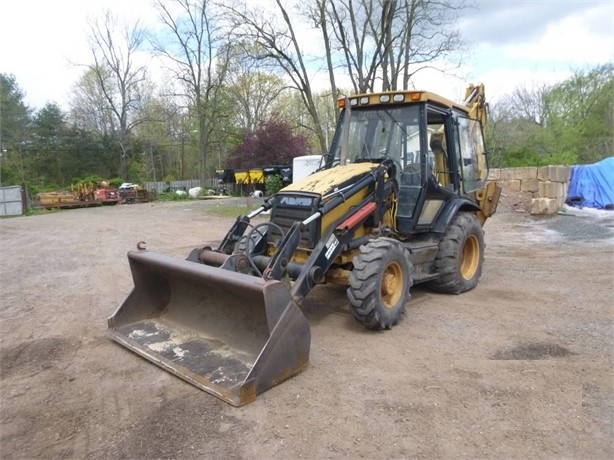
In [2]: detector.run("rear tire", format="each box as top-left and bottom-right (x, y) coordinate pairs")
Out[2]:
(347, 238), (412, 329)
(428, 212), (484, 294)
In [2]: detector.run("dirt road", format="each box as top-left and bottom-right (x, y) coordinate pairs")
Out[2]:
(1, 198), (612, 459)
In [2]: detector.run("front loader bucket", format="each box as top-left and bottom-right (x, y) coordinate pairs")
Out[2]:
(107, 250), (311, 406)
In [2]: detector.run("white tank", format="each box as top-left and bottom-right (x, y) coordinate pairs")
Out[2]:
(293, 155), (324, 183)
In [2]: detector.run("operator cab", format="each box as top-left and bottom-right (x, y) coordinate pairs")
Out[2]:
(326, 92), (489, 234)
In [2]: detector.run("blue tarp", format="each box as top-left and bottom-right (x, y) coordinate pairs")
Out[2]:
(566, 157), (614, 209)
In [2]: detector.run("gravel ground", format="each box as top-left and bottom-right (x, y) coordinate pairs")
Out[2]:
(1, 197), (613, 459)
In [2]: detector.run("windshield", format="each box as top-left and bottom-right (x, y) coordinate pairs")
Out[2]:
(330, 105), (421, 168)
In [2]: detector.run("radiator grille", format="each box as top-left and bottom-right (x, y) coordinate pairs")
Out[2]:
(270, 192), (321, 249)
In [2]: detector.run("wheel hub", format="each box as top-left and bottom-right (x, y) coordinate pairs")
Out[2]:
(460, 234), (480, 280)
(381, 261), (403, 308)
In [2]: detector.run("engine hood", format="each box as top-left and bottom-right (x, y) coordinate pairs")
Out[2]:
(281, 162), (381, 196)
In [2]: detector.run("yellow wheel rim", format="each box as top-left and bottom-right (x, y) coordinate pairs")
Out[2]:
(460, 234), (480, 280)
(381, 261), (404, 308)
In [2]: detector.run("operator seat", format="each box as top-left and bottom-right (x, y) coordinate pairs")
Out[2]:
(429, 132), (449, 186)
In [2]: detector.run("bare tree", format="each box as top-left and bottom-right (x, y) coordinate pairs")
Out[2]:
(150, 0), (232, 184)
(304, 0), (342, 122)
(310, 0), (464, 93)
(396, 0), (464, 90)
(222, 0), (467, 154)
(84, 10), (148, 180)
(326, 0), (387, 93)
(502, 83), (551, 126)
(224, 0), (328, 153)
(69, 68), (116, 135)
(226, 45), (288, 132)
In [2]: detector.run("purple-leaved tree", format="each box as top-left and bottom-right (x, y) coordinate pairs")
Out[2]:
(227, 119), (310, 168)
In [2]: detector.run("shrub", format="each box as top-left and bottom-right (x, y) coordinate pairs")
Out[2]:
(157, 191), (191, 201)
(265, 175), (284, 196)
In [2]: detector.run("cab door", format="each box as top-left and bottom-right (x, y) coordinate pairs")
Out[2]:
(454, 115), (488, 194)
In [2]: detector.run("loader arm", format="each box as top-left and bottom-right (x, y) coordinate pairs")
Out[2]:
(290, 198), (378, 301)
(289, 163), (396, 301)
(261, 161), (394, 285)
(217, 201), (273, 254)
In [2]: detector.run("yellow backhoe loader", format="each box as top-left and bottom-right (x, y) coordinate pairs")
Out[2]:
(107, 84), (501, 406)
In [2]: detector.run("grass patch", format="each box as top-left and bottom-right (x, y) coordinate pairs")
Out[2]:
(24, 207), (57, 216)
(1, 207), (57, 218)
(207, 205), (253, 218)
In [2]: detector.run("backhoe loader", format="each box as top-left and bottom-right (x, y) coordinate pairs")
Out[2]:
(108, 84), (501, 406)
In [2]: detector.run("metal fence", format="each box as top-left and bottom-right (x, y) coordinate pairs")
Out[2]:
(144, 179), (219, 194)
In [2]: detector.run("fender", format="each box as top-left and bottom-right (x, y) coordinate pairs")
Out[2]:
(432, 197), (481, 234)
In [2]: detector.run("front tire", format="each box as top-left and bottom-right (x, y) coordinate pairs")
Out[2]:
(347, 238), (413, 329)
(428, 212), (484, 294)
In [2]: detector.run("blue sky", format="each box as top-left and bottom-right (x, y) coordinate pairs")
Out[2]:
(1, 0), (612, 109)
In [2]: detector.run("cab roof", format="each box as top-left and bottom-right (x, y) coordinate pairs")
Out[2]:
(338, 90), (469, 114)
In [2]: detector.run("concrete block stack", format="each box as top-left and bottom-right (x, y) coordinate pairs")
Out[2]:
(491, 167), (538, 211)
(488, 165), (572, 215)
(531, 166), (571, 215)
